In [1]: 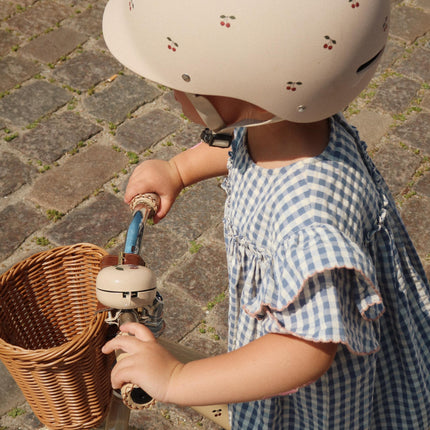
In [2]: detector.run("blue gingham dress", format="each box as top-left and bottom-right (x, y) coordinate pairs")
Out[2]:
(222, 114), (430, 429)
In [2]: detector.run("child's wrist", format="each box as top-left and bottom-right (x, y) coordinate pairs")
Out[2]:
(168, 158), (186, 191)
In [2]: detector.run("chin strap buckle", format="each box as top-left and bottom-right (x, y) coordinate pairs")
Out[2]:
(200, 128), (233, 148)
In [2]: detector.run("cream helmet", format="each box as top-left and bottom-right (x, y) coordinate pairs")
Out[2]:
(103, 0), (389, 135)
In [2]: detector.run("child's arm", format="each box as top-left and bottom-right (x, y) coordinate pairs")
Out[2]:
(124, 143), (229, 222)
(102, 323), (337, 406)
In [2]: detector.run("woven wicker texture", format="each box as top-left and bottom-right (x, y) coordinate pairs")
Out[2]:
(0, 243), (114, 430)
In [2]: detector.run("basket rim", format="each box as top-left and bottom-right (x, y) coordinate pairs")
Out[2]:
(0, 243), (107, 276)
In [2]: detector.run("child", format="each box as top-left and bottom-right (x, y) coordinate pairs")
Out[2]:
(101, 1), (430, 428)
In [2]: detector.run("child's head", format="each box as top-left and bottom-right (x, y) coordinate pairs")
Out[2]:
(103, 1), (390, 128)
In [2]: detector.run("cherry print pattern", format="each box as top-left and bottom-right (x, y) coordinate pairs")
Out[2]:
(323, 36), (336, 50)
(212, 409), (223, 418)
(286, 81), (302, 92)
(129, 0), (134, 11)
(220, 15), (236, 28)
(167, 37), (178, 52)
(348, 0), (360, 8)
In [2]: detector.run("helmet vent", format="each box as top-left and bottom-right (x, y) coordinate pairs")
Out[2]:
(356, 48), (384, 73)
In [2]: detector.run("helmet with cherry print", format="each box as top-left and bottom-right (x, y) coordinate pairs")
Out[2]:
(103, 0), (389, 124)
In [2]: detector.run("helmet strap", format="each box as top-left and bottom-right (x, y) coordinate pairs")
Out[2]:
(185, 93), (283, 148)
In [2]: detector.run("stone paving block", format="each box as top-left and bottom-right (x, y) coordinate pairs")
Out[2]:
(389, 5), (430, 43)
(376, 39), (405, 71)
(46, 191), (130, 247)
(28, 142), (128, 212)
(84, 74), (161, 124)
(182, 297), (229, 357)
(422, 92), (430, 111)
(129, 403), (221, 430)
(401, 195), (430, 259)
(14, 111), (102, 163)
(415, 0), (430, 12)
(0, 29), (20, 57)
(166, 241), (228, 308)
(348, 110), (392, 151)
(0, 1), (18, 20)
(6, 1), (71, 36)
(415, 171), (430, 198)
(115, 109), (182, 152)
(0, 80), (71, 127)
(20, 26), (88, 64)
(0, 151), (36, 196)
(53, 50), (121, 91)
(369, 76), (421, 114)
(397, 47), (430, 83)
(66, 3), (105, 36)
(0, 202), (48, 261)
(159, 285), (209, 342)
(0, 56), (41, 93)
(372, 141), (421, 196)
(170, 122), (204, 149)
(393, 113), (430, 155)
(137, 224), (189, 278)
(0, 363), (25, 416)
(161, 179), (226, 241)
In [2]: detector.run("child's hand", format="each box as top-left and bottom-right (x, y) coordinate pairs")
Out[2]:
(102, 322), (184, 403)
(124, 159), (184, 223)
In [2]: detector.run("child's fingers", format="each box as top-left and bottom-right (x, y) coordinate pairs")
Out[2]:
(119, 322), (156, 341)
(101, 323), (156, 355)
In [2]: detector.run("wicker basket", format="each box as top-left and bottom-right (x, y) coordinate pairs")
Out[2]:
(0, 243), (115, 430)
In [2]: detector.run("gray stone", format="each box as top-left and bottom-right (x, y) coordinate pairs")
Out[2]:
(46, 191), (130, 248)
(170, 122), (203, 149)
(393, 113), (430, 155)
(401, 195), (430, 259)
(115, 109), (182, 152)
(159, 285), (208, 342)
(376, 39), (405, 71)
(137, 224), (189, 278)
(0, 152), (36, 196)
(14, 111), (102, 163)
(372, 141), (421, 196)
(20, 27), (88, 64)
(370, 76), (421, 114)
(0, 203), (47, 261)
(166, 241), (228, 307)
(28, 142), (128, 213)
(397, 47), (430, 83)
(0, 81), (71, 127)
(348, 110), (392, 151)
(415, 171), (430, 198)
(84, 75), (161, 124)
(0, 29), (20, 57)
(53, 50), (121, 91)
(0, 1), (18, 21)
(66, 3), (105, 36)
(6, 1), (71, 36)
(160, 179), (226, 241)
(0, 56), (41, 93)
(0, 363), (25, 416)
(389, 5), (430, 43)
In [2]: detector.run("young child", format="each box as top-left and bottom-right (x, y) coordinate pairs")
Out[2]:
(101, 1), (430, 428)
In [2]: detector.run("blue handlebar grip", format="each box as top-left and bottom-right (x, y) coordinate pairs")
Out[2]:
(124, 211), (143, 254)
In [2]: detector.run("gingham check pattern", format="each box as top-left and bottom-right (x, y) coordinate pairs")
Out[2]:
(222, 115), (430, 429)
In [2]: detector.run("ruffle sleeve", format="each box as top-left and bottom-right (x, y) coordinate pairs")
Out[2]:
(237, 225), (385, 354)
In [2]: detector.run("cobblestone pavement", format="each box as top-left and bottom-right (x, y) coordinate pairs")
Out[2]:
(0, 0), (429, 429)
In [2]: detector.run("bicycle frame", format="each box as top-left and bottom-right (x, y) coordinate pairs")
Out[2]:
(98, 194), (230, 429)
